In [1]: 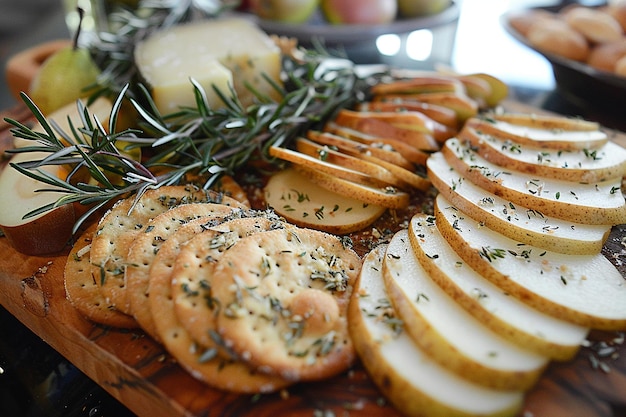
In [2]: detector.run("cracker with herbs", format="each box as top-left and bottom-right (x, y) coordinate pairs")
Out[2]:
(125, 203), (241, 339)
(171, 214), (289, 350)
(210, 227), (361, 382)
(64, 223), (137, 328)
(89, 185), (246, 316)
(147, 216), (291, 393)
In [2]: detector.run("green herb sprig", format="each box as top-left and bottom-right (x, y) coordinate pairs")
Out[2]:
(4, 50), (377, 234)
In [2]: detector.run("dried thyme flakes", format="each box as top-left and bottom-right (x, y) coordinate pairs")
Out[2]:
(584, 332), (624, 373)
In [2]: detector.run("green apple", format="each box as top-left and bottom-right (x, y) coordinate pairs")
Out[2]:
(28, 8), (100, 115)
(321, 0), (397, 25)
(397, 0), (451, 18)
(249, 0), (320, 23)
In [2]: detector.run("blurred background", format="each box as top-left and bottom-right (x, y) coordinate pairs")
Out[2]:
(0, 0), (574, 111)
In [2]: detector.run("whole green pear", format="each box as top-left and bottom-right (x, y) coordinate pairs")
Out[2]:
(397, 0), (450, 18)
(28, 8), (100, 115)
(250, 0), (319, 23)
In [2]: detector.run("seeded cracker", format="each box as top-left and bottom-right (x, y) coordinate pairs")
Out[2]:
(171, 214), (288, 350)
(125, 203), (239, 339)
(211, 227), (361, 381)
(64, 223), (137, 328)
(89, 185), (246, 315)
(148, 215), (290, 393)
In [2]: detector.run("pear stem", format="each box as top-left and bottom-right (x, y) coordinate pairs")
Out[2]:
(73, 7), (85, 51)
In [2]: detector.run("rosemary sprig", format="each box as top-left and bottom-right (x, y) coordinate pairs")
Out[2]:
(3, 51), (377, 234)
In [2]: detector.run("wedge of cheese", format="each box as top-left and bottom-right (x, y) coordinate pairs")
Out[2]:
(134, 18), (282, 114)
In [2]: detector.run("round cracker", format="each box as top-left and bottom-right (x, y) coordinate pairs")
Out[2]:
(171, 215), (289, 349)
(147, 216), (290, 393)
(125, 203), (240, 339)
(90, 185), (246, 315)
(211, 227), (361, 382)
(64, 223), (137, 328)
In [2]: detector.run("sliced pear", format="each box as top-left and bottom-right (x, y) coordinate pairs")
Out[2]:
(294, 138), (404, 188)
(370, 76), (463, 95)
(442, 139), (626, 225)
(376, 92), (479, 122)
(434, 195), (626, 330)
(358, 152), (431, 192)
(492, 113), (600, 131)
(14, 96), (113, 149)
(306, 130), (415, 170)
(0, 151), (75, 255)
(334, 109), (440, 151)
(454, 74), (493, 106)
(357, 100), (459, 128)
(460, 126), (626, 182)
(350, 245), (524, 417)
(334, 109), (454, 143)
(303, 133), (431, 192)
(268, 145), (391, 188)
(408, 214), (589, 361)
(467, 73), (509, 107)
(427, 151), (611, 255)
(263, 168), (386, 234)
(466, 116), (607, 150)
(383, 229), (548, 390)
(324, 122), (430, 165)
(294, 165), (410, 209)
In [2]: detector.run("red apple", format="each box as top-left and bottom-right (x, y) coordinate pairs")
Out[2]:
(249, 0), (319, 23)
(321, 0), (397, 25)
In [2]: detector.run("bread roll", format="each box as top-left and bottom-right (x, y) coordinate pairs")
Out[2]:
(614, 54), (626, 76)
(527, 19), (590, 61)
(606, 2), (626, 32)
(588, 38), (626, 72)
(562, 7), (623, 43)
(508, 9), (556, 37)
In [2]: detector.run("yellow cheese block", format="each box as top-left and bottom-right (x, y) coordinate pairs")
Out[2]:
(134, 18), (282, 114)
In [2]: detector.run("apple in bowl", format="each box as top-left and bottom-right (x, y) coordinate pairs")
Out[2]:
(249, 0), (319, 23)
(321, 0), (397, 25)
(397, 0), (451, 18)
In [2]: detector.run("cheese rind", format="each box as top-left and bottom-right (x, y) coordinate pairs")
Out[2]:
(134, 18), (282, 114)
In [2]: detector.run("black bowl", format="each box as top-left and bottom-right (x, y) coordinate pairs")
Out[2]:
(501, 5), (626, 109)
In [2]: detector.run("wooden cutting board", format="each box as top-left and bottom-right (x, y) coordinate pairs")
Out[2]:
(1, 103), (626, 417)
